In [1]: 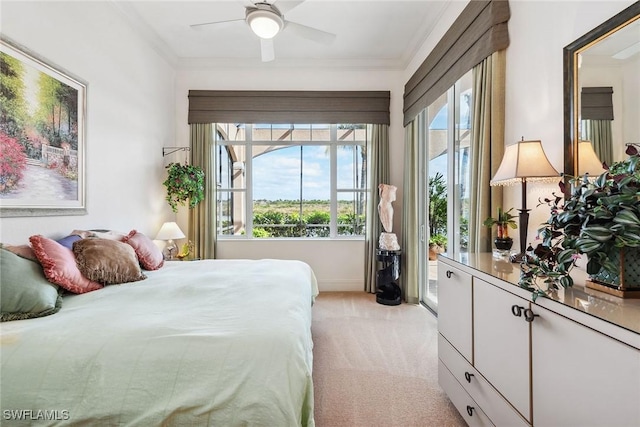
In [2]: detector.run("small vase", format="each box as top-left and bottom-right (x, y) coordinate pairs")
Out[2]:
(494, 237), (513, 251)
(493, 237), (513, 260)
(586, 247), (640, 298)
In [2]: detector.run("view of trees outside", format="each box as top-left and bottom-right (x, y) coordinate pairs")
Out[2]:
(0, 48), (79, 198)
(252, 199), (365, 238)
(215, 123), (367, 238)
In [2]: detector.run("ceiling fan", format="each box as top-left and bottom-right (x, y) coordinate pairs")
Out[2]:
(190, 1), (337, 62)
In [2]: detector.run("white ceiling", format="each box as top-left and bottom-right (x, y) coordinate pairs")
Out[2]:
(581, 18), (640, 64)
(113, 0), (451, 68)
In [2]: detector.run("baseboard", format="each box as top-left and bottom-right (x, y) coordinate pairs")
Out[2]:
(317, 280), (363, 292)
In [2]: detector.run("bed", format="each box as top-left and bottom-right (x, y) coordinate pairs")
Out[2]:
(0, 256), (318, 426)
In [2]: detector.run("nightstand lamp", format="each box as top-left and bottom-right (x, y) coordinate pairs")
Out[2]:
(490, 139), (560, 262)
(155, 221), (185, 260)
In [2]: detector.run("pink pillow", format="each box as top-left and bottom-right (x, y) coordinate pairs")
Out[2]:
(29, 235), (103, 294)
(122, 230), (164, 271)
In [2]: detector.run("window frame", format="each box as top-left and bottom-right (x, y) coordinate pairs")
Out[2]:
(215, 123), (368, 240)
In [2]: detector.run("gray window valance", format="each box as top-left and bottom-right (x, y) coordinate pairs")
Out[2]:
(581, 87), (614, 120)
(188, 90), (390, 125)
(403, 0), (510, 126)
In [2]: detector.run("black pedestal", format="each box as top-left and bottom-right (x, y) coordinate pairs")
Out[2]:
(376, 249), (402, 306)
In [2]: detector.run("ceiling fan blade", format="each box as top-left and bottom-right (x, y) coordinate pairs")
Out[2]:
(273, 1), (305, 15)
(284, 21), (336, 45)
(261, 38), (275, 62)
(190, 18), (245, 29)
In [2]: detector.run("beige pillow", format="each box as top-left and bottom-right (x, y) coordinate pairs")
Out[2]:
(1, 243), (38, 262)
(73, 238), (146, 285)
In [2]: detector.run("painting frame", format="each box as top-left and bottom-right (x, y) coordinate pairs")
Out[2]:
(0, 35), (87, 217)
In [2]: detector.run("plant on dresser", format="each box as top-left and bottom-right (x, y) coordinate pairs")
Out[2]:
(483, 207), (518, 251)
(520, 147), (640, 299)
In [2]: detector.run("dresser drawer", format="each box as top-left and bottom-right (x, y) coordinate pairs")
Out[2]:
(439, 334), (530, 427)
(439, 359), (494, 427)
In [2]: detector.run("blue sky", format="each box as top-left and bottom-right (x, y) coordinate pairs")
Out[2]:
(253, 145), (362, 201)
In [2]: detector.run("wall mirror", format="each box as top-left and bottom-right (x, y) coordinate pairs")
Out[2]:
(563, 3), (640, 178)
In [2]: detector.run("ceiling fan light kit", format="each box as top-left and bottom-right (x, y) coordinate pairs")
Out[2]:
(246, 8), (283, 39)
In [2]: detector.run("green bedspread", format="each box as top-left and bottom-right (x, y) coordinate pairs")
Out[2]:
(0, 259), (318, 426)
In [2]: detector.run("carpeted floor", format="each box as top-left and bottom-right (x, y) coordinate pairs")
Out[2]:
(311, 291), (466, 427)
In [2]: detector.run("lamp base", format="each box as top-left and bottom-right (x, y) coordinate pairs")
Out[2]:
(509, 252), (525, 263)
(163, 239), (177, 260)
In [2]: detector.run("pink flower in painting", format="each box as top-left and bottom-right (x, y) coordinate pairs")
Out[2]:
(0, 132), (27, 193)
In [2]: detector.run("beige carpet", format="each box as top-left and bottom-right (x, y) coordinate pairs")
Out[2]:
(311, 292), (465, 427)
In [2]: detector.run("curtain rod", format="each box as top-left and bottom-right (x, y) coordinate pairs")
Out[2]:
(162, 147), (190, 157)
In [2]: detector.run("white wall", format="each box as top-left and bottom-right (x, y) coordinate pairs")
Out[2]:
(0, 1), (176, 244)
(217, 239), (365, 291)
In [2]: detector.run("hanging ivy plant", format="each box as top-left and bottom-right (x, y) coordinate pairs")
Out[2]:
(163, 162), (205, 213)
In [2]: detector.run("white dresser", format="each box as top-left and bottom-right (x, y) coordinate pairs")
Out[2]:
(437, 253), (640, 427)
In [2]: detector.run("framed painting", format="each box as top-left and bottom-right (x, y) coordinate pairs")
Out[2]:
(0, 36), (87, 217)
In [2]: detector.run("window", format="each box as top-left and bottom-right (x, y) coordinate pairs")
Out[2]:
(419, 70), (473, 313)
(215, 123), (368, 238)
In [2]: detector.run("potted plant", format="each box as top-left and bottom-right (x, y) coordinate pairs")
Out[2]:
(483, 207), (518, 251)
(520, 147), (640, 300)
(163, 162), (205, 213)
(428, 234), (447, 260)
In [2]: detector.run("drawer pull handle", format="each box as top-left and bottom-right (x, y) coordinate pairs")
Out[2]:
(466, 405), (474, 416)
(524, 308), (540, 322)
(511, 304), (524, 317)
(464, 372), (474, 383)
(446, 270), (453, 279)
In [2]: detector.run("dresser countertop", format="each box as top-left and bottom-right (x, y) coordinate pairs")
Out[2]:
(439, 253), (640, 340)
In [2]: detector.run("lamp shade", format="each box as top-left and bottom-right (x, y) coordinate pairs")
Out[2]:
(246, 9), (283, 39)
(490, 140), (560, 186)
(578, 140), (605, 176)
(155, 222), (185, 241)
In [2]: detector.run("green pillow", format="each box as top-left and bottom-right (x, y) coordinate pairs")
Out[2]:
(0, 247), (62, 322)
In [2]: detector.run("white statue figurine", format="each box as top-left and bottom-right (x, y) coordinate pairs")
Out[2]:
(378, 184), (400, 250)
(378, 183), (397, 233)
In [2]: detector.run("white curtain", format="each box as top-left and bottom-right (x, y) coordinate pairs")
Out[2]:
(585, 119), (613, 167)
(189, 123), (216, 260)
(468, 50), (506, 253)
(365, 124), (390, 293)
(400, 120), (420, 304)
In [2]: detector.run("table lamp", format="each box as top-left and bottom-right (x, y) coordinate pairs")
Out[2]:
(578, 140), (605, 176)
(490, 139), (560, 262)
(155, 221), (185, 260)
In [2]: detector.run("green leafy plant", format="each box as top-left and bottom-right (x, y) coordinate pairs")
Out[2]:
(520, 148), (640, 300)
(429, 172), (447, 237)
(483, 207), (518, 239)
(429, 233), (447, 248)
(163, 162), (205, 213)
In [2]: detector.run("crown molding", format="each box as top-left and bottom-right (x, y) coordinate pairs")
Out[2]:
(109, 0), (178, 68)
(176, 56), (405, 71)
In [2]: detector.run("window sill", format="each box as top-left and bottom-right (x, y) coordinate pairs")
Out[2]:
(217, 236), (366, 242)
